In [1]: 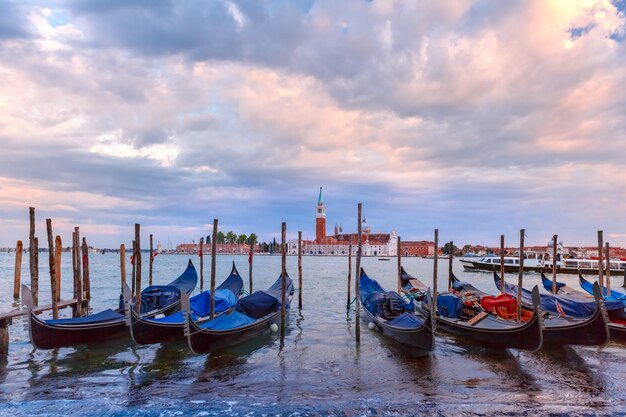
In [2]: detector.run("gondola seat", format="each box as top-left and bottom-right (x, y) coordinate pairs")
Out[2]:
(45, 309), (124, 325)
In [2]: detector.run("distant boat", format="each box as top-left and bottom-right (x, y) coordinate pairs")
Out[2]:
(378, 257), (390, 261)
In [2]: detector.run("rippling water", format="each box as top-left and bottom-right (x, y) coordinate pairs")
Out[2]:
(0, 252), (624, 416)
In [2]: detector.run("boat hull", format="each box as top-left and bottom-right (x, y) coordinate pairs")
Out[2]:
(29, 311), (128, 350)
(434, 310), (543, 351)
(461, 260), (623, 276)
(187, 309), (283, 354)
(361, 306), (434, 351)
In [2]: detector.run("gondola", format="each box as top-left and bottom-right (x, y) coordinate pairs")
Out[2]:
(578, 274), (626, 301)
(401, 268), (543, 351)
(359, 269), (434, 351)
(126, 262), (244, 345)
(184, 273), (294, 354)
(22, 260), (198, 350)
(541, 273), (626, 341)
(492, 271), (609, 346)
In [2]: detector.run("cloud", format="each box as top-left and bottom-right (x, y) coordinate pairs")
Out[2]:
(0, 1), (626, 248)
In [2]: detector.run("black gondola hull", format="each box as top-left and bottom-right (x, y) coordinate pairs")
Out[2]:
(361, 307), (434, 351)
(434, 311), (543, 351)
(609, 323), (626, 340)
(28, 312), (128, 350)
(462, 260), (622, 276)
(187, 310), (282, 354)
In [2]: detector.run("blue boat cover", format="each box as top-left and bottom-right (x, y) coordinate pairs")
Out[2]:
(495, 274), (598, 318)
(46, 309), (124, 325)
(387, 312), (424, 328)
(360, 269), (410, 315)
(580, 275), (626, 302)
(195, 274), (294, 330)
(435, 293), (462, 318)
(540, 276), (566, 292)
(198, 311), (256, 330)
(139, 261), (198, 312)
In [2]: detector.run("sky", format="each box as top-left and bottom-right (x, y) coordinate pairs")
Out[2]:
(1, 0), (626, 248)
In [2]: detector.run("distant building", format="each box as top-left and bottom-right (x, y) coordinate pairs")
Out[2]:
(176, 243), (259, 254)
(399, 241), (435, 257)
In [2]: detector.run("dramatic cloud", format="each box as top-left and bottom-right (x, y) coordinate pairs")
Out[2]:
(0, 0), (625, 247)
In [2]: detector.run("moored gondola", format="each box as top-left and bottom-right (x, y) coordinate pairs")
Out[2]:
(541, 273), (626, 341)
(359, 269), (434, 351)
(127, 262), (244, 345)
(402, 268), (543, 351)
(493, 271), (609, 346)
(578, 274), (626, 301)
(23, 260), (198, 350)
(184, 273), (294, 354)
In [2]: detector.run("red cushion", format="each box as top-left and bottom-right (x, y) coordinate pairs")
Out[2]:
(480, 294), (517, 315)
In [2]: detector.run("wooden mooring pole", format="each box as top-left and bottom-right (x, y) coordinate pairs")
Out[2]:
(46, 219), (58, 319)
(433, 229), (438, 315)
(606, 242), (611, 297)
(448, 240), (453, 290)
(13, 240), (23, 299)
(280, 222), (287, 341)
(134, 224), (142, 313)
(397, 236), (402, 293)
(598, 231), (604, 290)
(131, 241), (136, 297)
(298, 230), (303, 309)
(149, 234), (154, 286)
(210, 219), (218, 320)
(72, 228), (83, 317)
(120, 244), (127, 290)
(29, 207), (39, 306)
(199, 237), (204, 291)
(517, 229), (525, 322)
(347, 242), (352, 310)
(54, 236), (61, 302)
(500, 235), (505, 293)
(551, 234), (558, 294)
(248, 241), (254, 293)
(82, 237), (90, 301)
(355, 203), (362, 344)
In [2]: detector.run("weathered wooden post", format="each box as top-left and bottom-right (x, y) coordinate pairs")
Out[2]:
(134, 224), (142, 313)
(131, 240), (136, 297)
(448, 240), (453, 290)
(149, 234), (154, 286)
(71, 231), (80, 317)
(298, 230), (303, 309)
(500, 235), (505, 293)
(355, 203), (362, 344)
(54, 236), (61, 302)
(598, 230), (604, 290)
(29, 207), (39, 306)
(120, 244), (127, 290)
(280, 222), (287, 341)
(210, 219), (218, 319)
(46, 219), (58, 319)
(75, 228), (83, 315)
(606, 242), (611, 297)
(517, 229), (525, 321)
(347, 242), (352, 310)
(551, 234), (558, 294)
(13, 240), (23, 299)
(397, 236), (402, 293)
(82, 237), (90, 301)
(248, 241), (254, 293)
(433, 229), (438, 315)
(199, 237), (204, 291)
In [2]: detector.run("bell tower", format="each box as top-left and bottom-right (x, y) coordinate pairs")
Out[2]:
(315, 187), (326, 242)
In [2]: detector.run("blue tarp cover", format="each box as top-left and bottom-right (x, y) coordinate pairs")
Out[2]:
(198, 311), (256, 330)
(147, 289), (238, 324)
(541, 278), (566, 292)
(387, 312), (424, 328)
(46, 309), (123, 325)
(435, 293), (462, 318)
(496, 275), (602, 318)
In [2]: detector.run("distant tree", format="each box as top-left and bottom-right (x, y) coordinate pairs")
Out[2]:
(463, 244), (471, 254)
(247, 233), (258, 246)
(216, 231), (225, 244)
(272, 237), (277, 252)
(225, 231), (236, 244)
(237, 234), (247, 244)
(443, 242), (458, 255)
(206, 235), (211, 244)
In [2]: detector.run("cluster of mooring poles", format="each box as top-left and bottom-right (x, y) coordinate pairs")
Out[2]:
(0, 208), (306, 357)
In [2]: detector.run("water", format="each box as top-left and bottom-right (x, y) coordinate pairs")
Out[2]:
(0, 253), (625, 416)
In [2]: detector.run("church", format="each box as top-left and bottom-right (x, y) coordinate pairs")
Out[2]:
(287, 188), (398, 256)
